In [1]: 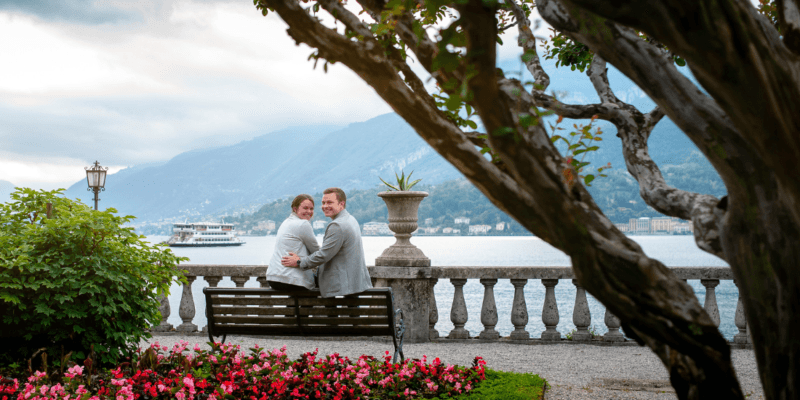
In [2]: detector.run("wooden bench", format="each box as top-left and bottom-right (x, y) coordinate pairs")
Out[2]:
(203, 287), (405, 362)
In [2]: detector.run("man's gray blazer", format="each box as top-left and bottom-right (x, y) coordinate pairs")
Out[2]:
(298, 209), (373, 297)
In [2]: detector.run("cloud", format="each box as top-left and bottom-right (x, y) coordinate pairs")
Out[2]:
(0, 0), (139, 24)
(0, 0), (391, 190)
(0, 151), (124, 191)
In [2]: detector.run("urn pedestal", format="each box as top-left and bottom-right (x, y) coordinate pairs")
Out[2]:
(375, 191), (430, 267)
(374, 190), (432, 343)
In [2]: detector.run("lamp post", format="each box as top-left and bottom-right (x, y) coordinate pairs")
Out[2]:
(85, 161), (108, 210)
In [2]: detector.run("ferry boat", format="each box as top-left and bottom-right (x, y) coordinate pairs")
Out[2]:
(166, 222), (245, 247)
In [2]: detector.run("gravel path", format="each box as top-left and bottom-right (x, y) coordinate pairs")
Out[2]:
(145, 335), (763, 399)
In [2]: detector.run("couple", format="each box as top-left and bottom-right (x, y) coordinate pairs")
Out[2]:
(266, 188), (372, 297)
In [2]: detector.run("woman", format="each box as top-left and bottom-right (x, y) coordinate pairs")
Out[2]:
(267, 194), (320, 291)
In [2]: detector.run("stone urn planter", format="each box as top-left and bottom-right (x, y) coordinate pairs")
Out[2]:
(375, 191), (431, 267)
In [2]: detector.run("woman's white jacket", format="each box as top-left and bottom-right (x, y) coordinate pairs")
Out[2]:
(266, 213), (320, 289)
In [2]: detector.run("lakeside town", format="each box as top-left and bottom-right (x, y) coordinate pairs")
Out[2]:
(241, 215), (694, 236)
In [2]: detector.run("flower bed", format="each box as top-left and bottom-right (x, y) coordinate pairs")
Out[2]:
(0, 341), (486, 399)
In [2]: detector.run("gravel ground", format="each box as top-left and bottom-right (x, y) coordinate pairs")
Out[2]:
(144, 335), (764, 399)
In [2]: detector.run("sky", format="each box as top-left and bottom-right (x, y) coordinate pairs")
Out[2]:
(0, 0), (554, 191)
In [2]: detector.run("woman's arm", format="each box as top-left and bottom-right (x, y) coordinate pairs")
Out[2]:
(282, 224), (343, 270)
(298, 221), (320, 254)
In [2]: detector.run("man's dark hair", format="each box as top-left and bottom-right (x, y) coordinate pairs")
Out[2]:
(323, 187), (346, 207)
(291, 194), (314, 212)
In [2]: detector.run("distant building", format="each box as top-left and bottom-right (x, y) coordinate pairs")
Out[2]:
(496, 222), (506, 231)
(422, 226), (440, 234)
(454, 216), (470, 224)
(469, 224), (492, 235)
(312, 220), (327, 230)
(634, 217), (651, 233)
(651, 217), (673, 233)
(615, 223), (630, 232)
(256, 220), (276, 231)
(452, 228), (461, 234)
(674, 222), (694, 234)
(443, 227), (454, 234)
(424, 218), (434, 226)
(362, 221), (392, 236)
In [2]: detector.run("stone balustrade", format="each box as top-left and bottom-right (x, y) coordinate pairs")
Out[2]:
(153, 265), (750, 346)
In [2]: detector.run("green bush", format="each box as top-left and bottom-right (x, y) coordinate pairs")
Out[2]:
(432, 369), (546, 399)
(0, 188), (186, 367)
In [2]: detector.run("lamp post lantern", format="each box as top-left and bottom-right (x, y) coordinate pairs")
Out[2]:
(85, 161), (108, 210)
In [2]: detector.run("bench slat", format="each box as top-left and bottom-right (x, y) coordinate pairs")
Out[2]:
(213, 315), (390, 325)
(211, 306), (388, 316)
(210, 297), (388, 307)
(211, 325), (391, 337)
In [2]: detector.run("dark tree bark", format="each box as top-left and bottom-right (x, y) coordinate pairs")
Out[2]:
(536, 1), (800, 398)
(255, 0), (800, 398)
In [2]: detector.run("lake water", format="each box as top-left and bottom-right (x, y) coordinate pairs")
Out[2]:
(147, 235), (738, 340)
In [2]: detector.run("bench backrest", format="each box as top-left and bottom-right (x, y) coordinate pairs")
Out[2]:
(203, 287), (399, 338)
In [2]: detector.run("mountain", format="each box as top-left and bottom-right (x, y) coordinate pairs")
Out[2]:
(63, 116), (464, 222)
(61, 109), (724, 226)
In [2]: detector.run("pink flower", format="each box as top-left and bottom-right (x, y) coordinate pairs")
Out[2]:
(64, 365), (84, 378)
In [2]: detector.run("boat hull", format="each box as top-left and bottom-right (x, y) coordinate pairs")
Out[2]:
(168, 242), (245, 247)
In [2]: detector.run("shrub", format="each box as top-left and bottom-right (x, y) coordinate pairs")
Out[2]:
(0, 188), (186, 367)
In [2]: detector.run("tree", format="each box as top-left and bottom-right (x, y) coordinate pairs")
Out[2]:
(253, 0), (799, 398)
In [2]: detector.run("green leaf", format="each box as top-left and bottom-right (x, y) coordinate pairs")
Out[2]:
(444, 94), (462, 111)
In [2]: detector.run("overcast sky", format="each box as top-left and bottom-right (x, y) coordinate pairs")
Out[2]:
(0, 0), (551, 191)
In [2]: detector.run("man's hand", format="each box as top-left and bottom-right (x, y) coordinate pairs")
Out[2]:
(281, 252), (300, 267)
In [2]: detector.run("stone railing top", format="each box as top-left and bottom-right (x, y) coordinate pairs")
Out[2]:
(176, 264), (733, 280)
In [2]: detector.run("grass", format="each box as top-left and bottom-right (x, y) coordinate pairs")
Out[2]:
(432, 369), (547, 400)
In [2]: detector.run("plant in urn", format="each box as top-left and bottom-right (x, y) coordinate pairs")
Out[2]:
(376, 171), (431, 267)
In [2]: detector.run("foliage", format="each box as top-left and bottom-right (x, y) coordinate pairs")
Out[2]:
(757, 0), (780, 33)
(0, 188), (187, 367)
(543, 28), (593, 72)
(549, 114), (611, 187)
(0, 340), (488, 399)
(380, 170), (423, 191)
(430, 369), (546, 400)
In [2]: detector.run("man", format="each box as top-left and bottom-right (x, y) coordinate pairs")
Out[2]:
(281, 187), (372, 297)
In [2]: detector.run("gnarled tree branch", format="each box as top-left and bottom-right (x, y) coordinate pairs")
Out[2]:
(561, 0), (800, 228)
(508, 0), (550, 90)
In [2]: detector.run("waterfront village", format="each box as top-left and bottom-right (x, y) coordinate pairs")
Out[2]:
(245, 215), (694, 236)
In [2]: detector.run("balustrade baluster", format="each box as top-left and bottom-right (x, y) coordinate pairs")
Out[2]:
(429, 279), (439, 339)
(701, 279), (721, 327)
(202, 276), (223, 333)
(603, 308), (624, 342)
(231, 276), (249, 302)
(734, 280), (748, 344)
(256, 277), (269, 288)
(152, 290), (173, 332)
(479, 278), (499, 339)
(572, 279), (592, 341)
(176, 276), (197, 332)
(541, 279), (560, 341)
(509, 279), (529, 340)
(448, 279), (469, 339)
